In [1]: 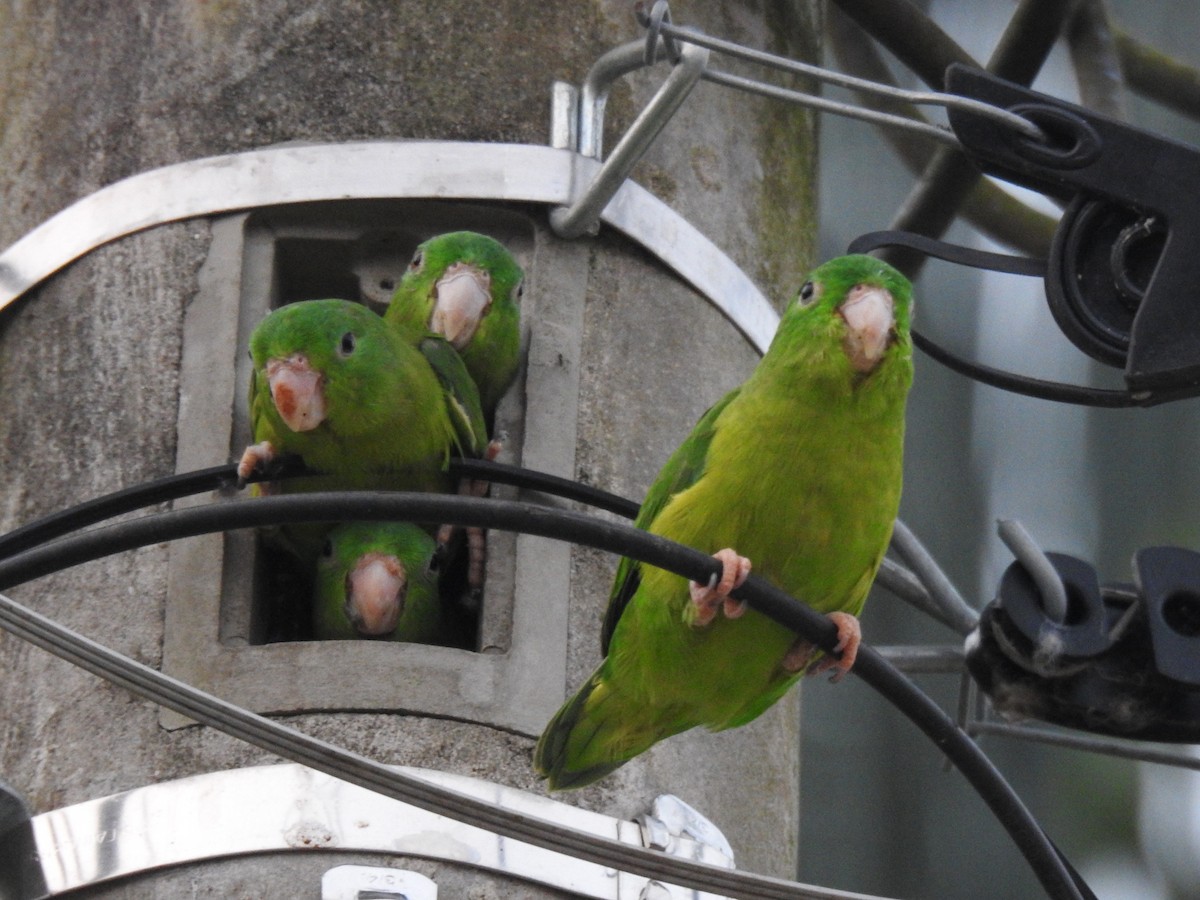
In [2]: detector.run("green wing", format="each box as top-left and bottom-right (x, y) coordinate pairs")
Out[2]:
(418, 335), (488, 458)
(600, 388), (741, 654)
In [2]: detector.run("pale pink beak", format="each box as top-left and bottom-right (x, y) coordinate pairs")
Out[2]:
(345, 552), (407, 636)
(430, 262), (491, 350)
(266, 354), (326, 432)
(839, 285), (896, 373)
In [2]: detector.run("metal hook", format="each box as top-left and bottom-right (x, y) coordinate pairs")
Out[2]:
(637, 0), (681, 66)
(551, 4), (1055, 241)
(997, 518), (1069, 624)
(550, 39), (709, 239)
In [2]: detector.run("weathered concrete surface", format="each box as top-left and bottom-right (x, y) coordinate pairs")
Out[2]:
(0, 0), (819, 892)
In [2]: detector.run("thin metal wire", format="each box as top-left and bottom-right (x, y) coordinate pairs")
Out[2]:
(636, 1), (1047, 143)
(858, 0), (1073, 279)
(827, 5), (1058, 258)
(945, 669), (979, 773)
(876, 556), (963, 630)
(1104, 587), (1143, 645)
(875, 644), (965, 674)
(701, 69), (961, 148)
(970, 719), (1200, 771)
(890, 520), (979, 635)
(997, 519), (1069, 624)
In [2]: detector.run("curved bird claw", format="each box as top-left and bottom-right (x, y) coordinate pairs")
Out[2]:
(236, 441), (276, 490)
(688, 548), (751, 627)
(784, 611), (862, 682)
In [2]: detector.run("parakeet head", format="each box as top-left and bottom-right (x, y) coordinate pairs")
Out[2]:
(342, 548), (408, 636)
(776, 254), (913, 378)
(315, 522), (439, 639)
(389, 231), (524, 351)
(249, 299), (408, 436)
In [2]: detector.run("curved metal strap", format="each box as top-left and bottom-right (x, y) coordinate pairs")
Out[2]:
(0, 141), (777, 352)
(12, 764), (736, 899)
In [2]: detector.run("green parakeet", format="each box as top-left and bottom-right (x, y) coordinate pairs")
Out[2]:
(534, 255), (914, 790)
(384, 231), (523, 428)
(313, 521), (448, 643)
(237, 298), (487, 557)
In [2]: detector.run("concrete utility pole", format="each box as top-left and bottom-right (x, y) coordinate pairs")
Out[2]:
(0, 2), (819, 895)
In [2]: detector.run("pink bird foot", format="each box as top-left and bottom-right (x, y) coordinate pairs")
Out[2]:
(782, 611), (861, 682)
(436, 439), (504, 597)
(463, 439), (504, 593)
(688, 548), (752, 627)
(236, 440), (276, 490)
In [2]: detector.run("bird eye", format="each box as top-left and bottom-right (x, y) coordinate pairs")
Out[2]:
(338, 332), (356, 357)
(409, 249), (424, 272)
(797, 280), (820, 308)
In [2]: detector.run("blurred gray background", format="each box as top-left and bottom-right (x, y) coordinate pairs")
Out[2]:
(803, 1), (1200, 897)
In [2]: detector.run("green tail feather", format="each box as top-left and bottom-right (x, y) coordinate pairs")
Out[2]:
(534, 668), (673, 790)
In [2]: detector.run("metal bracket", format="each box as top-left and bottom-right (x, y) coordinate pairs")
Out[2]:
(3, 764), (739, 899)
(637, 794), (735, 862)
(549, 39), (709, 239)
(631, 795), (737, 900)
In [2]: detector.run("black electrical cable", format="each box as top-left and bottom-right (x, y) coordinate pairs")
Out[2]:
(910, 331), (1146, 408)
(0, 492), (1085, 899)
(0, 454), (962, 647)
(448, 457), (641, 519)
(846, 230), (1151, 408)
(0, 465), (235, 561)
(0, 457), (312, 562)
(848, 230), (1047, 277)
(0, 457), (639, 568)
(0, 453), (953, 640)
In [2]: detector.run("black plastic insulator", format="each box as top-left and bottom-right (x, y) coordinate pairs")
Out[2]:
(969, 548), (1200, 741)
(1136, 546), (1200, 687)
